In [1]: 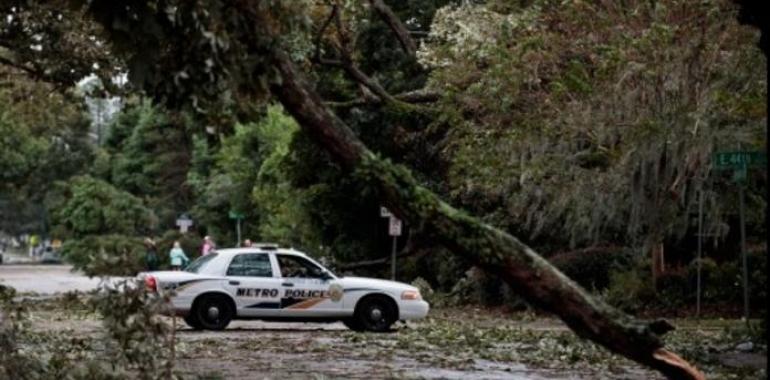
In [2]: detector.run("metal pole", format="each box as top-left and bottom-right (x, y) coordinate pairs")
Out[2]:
(391, 236), (397, 280)
(739, 184), (749, 323)
(696, 188), (703, 319)
(236, 218), (242, 247)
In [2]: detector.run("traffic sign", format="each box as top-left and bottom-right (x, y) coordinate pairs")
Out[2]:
(713, 151), (766, 169)
(228, 210), (245, 220)
(388, 217), (402, 236)
(380, 207), (392, 218)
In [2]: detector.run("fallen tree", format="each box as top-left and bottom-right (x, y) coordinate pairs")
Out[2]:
(269, 49), (703, 380)
(79, 1), (715, 378)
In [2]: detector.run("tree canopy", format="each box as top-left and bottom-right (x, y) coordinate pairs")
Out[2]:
(0, 1), (765, 378)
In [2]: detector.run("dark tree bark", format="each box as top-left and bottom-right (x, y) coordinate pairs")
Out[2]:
(367, 0), (417, 57)
(733, 0), (768, 58)
(269, 50), (704, 380)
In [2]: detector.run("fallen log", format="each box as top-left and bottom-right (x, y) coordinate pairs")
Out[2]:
(270, 50), (704, 380)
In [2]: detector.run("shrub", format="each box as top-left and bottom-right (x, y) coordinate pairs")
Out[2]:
(0, 282), (177, 379)
(604, 269), (656, 313)
(656, 270), (690, 308)
(411, 277), (435, 305)
(550, 247), (633, 290)
(50, 175), (156, 238)
(91, 280), (177, 379)
(687, 257), (742, 304)
(61, 235), (145, 276)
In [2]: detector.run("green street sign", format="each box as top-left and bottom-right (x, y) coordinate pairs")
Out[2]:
(228, 210), (245, 220)
(712, 151), (766, 169)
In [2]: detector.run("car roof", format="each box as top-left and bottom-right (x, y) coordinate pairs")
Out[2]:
(212, 246), (308, 257)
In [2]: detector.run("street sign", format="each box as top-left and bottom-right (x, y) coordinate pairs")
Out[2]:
(176, 214), (193, 233)
(713, 151), (767, 169)
(380, 207), (392, 218)
(228, 210), (245, 220)
(388, 217), (402, 236)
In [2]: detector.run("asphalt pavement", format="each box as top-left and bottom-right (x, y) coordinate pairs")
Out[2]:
(0, 263), (116, 294)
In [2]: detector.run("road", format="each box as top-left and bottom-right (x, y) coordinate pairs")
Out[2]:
(0, 264), (115, 294)
(5, 264), (762, 379)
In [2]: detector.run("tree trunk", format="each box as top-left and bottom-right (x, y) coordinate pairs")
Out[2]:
(269, 51), (703, 380)
(652, 241), (665, 286)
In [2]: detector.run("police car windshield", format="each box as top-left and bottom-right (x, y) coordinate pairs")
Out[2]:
(185, 253), (218, 273)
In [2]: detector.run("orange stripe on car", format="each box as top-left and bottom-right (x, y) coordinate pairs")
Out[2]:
(287, 298), (325, 309)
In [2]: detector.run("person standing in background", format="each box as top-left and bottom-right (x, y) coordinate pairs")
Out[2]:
(169, 241), (189, 270)
(201, 235), (215, 256)
(28, 234), (39, 258)
(144, 238), (159, 271)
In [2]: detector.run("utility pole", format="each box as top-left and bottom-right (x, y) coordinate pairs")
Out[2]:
(696, 188), (703, 319)
(738, 182), (749, 323)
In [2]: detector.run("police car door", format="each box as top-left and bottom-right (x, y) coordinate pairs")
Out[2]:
(276, 254), (342, 317)
(223, 252), (282, 317)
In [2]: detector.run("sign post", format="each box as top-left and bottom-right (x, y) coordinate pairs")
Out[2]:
(381, 207), (402, 280)
(176, 214), (193, 233)
(712, 150), (766, 323)
(229, 210), (245, 246)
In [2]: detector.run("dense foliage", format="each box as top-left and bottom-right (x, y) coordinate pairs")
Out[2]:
(0, 1), (765, 317)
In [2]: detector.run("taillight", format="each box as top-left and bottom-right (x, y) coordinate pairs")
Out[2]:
(145, 275), (157, 292)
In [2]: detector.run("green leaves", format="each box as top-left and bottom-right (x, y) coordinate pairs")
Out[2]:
(51, 175), (155, 238)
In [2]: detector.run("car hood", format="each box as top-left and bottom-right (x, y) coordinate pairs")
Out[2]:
(337, 276), (418, 292)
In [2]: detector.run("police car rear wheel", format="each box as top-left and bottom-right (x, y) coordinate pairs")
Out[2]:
(193, 294), (233, 330)
(355, 296), (396, 332)
(183, 314), (203, 330)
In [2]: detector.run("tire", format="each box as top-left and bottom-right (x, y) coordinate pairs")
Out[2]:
(342, 318), (365, 332)
(183, 314), (203, 330)
(353, 295), (397, 332)
(192, 294), (234, 330)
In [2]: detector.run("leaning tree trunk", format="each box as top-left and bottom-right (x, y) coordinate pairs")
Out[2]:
(269, 51), (704, 380)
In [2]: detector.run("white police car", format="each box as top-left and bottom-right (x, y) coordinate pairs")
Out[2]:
(141, 244), (429, 332)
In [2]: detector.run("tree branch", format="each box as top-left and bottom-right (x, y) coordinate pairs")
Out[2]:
(311, 2), (430, 114)
(367, 0), (417, 57)
(325, 88), (440, 108)
(313, 4), (339, 65)
(336, 250), (422, 271)
(0, 48), (46, 81)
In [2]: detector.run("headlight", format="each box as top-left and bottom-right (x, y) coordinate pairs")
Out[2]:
(401, 290), (421, 300)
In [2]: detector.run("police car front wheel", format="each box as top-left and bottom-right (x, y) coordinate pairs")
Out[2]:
(353, 295), (397, 332)
(192, 294), (234, 330)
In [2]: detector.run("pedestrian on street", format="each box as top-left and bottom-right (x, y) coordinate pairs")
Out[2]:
(169, 241), (189, 270)
(243, 239), (252, 247)
(201, 235), (215, 256)
(144, 237), (159, 271)
(29, 234), (39, 258)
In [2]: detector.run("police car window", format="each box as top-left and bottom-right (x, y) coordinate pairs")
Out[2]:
(277, 255), (325, 278)
(185, 253), (218, 273)
(227, 254), (273, 277)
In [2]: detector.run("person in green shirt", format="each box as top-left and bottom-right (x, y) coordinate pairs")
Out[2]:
(169, 241), (189, 270)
